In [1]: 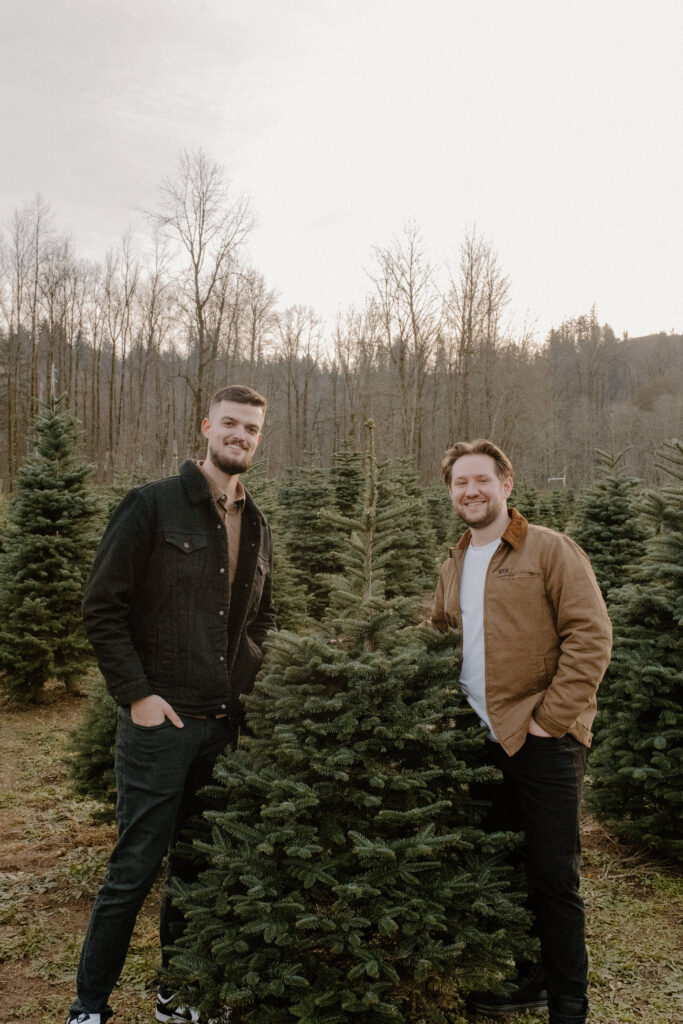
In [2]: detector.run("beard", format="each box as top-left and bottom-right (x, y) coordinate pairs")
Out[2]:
(208, 440), (253, 476)
(455, 495), (505, 530)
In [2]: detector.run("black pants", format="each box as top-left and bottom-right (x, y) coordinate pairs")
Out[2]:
(483, 734), (588, 1001)
(70, 709), (234, 1020)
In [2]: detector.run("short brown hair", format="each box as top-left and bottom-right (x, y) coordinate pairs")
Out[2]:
(441, 439), (513, 486)
(208, 384), (267, 414)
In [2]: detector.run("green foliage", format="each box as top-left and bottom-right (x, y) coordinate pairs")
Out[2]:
(568, 448), (649, 599)
(277, 457), (345, 619)
(510, 477), (539, 523)
(169, 424), (531, 1024)
(65, 672), (118, 821)
(376, 458), (440, 602)
(246, 464), (311, 632)
(588, 439), (683, 860)
(0, 395), (101, 701)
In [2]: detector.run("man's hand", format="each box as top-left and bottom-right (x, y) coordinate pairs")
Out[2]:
(130, 694), (184, 728)
(527, 718), (552, 738)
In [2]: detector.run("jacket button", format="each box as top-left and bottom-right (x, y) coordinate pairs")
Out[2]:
(219, 567), (225, 574)
(219, 610), (224, 616)
(183, 541), (190, 548)
(221, 704), (226, 710)
(217, 524), (222, 530)
(219, 656), (225, 662)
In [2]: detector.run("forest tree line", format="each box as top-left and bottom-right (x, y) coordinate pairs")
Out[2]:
(1, 152), (681, 492)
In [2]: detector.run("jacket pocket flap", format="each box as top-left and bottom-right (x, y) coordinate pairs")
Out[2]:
(165, 531), (208, 553)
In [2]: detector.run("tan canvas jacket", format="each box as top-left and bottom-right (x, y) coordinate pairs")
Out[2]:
(428, 508), (613, 755)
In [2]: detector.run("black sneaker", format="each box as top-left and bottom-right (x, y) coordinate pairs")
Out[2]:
(66, 1015), (102, 1024)
(466, 963), (548, 1018)
(156, 989), (229, 1024)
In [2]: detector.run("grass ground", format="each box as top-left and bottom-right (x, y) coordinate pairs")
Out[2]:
(0, 690), (681, 1024)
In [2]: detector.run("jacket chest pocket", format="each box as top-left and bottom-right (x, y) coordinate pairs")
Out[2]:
(164, 531), (209, 587)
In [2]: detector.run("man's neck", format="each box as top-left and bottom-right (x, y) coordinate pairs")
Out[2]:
(198, 458), (241, 503)
(468, 508), (510, 547)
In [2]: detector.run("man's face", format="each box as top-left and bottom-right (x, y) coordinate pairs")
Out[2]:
(449, 453), (512, 530)
(201, 400), (264, 476)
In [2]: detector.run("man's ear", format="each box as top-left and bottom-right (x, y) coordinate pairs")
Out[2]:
(200, 417), (211, 439)
(503, 476), (513, 498)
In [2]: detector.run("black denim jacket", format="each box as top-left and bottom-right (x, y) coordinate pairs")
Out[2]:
(83, 460), (275, 721)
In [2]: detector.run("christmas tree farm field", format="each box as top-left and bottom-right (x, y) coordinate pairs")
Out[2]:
(0, 693), (680, 1024)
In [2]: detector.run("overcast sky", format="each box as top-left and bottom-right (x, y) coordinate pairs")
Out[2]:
(2, 0), (681, 341)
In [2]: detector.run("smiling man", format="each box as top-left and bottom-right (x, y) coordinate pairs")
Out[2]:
(67, 385), (275, 1024)
(428, 439), (612, 1024)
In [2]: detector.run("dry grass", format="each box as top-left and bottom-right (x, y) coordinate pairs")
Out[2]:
(0, 691), (680, 1024)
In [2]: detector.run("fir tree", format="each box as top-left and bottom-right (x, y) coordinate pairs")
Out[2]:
(377, 457), (440, 602)
(168, 423), (531, 1024)
(510, 477), (539, 523)
(66, 672), (118, 820)
(331, 444), (365, 519)
(587, 439), (683, 861)
(247, 463), (311, 633)
(277, 457), (344, 619)
(568, 447), (649, 599)
(0, 395), (100, 701)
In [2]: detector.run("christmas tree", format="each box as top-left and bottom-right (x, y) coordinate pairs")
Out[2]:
(377, 457), (440, 603)
(246, 463), (311, 633)
(277, 457), (344, 619)
(568, 447), (648, 599)
(167, 423), (531, 1024)
(0, 394), (100, 701)
(587, 439), (683, 861)
(65, 671), (118, 820)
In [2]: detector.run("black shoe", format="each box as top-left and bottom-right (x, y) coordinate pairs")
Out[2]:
(466, 963), (548, 1018)
(548, 994), (588, 1023)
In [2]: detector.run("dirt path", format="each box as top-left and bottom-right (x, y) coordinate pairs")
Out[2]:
(0, 691), (160, 1023)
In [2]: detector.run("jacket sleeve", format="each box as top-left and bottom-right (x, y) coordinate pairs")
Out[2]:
(247, 520), (276, 648)
(82, 489), (155, 706)
(420, 560), (450, 632)
(533, 534), (613, 737)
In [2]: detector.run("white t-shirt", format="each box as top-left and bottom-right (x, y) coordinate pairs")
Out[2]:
(459, 537), (500, 740)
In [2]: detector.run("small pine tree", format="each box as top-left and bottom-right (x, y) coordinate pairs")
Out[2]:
(66, 672), (118, 820)
(377, 457), (440, 602)
(510, 477), (539, 523)
(168, 423), (531, 1024)
(587, 439), (683, 861)
(0, 395), (100, 701)
(277, 457), (345, 619)
(246, 464), (311, 633)
(331, 444), (365, 518)
(568, 447), (649, 600)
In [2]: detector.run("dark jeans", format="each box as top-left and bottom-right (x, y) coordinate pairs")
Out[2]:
(70, 708), (234, 1019)
(483, 734), (588, 1001)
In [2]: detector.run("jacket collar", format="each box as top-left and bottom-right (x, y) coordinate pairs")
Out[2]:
(179, 459), (264, 526)
(453, 506), (528, 554)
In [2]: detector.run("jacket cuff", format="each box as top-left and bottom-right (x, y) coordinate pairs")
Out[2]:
(110, 678), (154, 706)
(532, 706), (568, 737)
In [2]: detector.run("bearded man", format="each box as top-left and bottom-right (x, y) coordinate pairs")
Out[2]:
(67, 385), (275, 1024)
(428, 439), (612, 1024)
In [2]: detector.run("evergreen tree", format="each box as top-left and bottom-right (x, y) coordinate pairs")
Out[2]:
(168, 423), (531, 1024)
(331, 444), (365, 519)
(568, 447), (649, 599)
(377, 457), (439, 603)
(510, 477), (539, 523)
(247, 463), (311, 632)
(277, 457), (345, 619)
(0, 395), (100, 701)
(587, 439), (683, 861)
(65, 672), (118, 820)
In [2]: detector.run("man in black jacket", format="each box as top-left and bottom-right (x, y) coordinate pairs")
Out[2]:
(67, 385), (275, 1024)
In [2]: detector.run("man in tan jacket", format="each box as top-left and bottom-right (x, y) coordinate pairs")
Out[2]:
(428, 439), (612, 1024)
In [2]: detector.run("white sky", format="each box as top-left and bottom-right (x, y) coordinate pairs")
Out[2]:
(2, 0), (682, 341)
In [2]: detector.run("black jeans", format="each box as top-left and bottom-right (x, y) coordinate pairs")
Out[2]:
(483, 734), (588, 1001)
(70, 708), (234, 1019)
